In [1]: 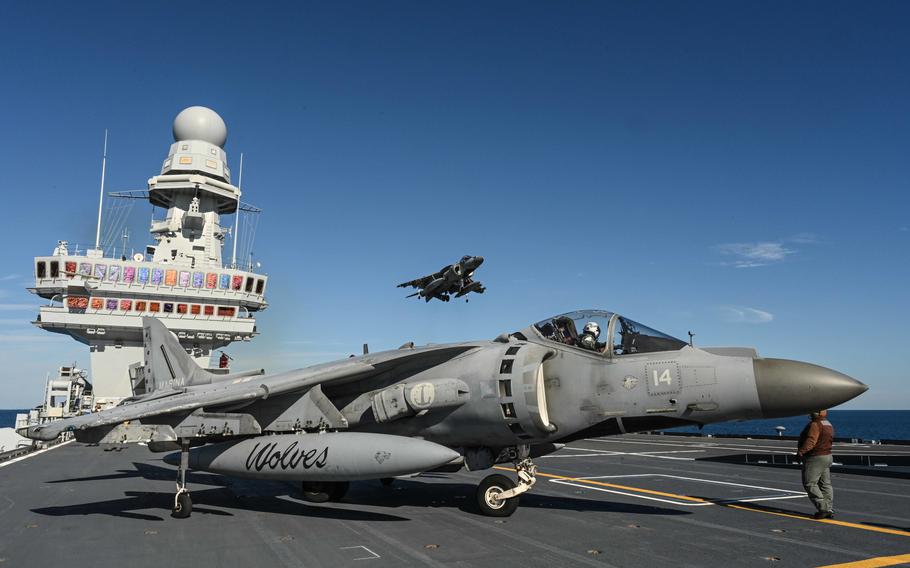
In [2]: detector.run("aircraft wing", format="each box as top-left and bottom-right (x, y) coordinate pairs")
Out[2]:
(21, 343), (479, 442)
(396, 272), (438, 289)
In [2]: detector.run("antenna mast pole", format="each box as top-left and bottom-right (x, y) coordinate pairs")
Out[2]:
(94, 129), (109, 251)
(231, 152), (243, 268)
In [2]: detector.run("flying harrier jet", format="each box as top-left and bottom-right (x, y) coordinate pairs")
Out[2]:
(398, 255), (485, 302)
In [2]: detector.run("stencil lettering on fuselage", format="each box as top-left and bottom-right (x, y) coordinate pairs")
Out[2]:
(645, 361), (681, 395)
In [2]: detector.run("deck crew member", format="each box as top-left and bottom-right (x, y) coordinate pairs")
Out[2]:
(795, 410), (835, 519)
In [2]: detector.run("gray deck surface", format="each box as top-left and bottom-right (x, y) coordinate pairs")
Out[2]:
(2, 434), (909, 567)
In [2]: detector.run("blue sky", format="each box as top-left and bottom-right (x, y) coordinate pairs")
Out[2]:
(0, 1), (907, 408)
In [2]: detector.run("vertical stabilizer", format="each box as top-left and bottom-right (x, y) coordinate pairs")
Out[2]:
(142, 317), (213, 392)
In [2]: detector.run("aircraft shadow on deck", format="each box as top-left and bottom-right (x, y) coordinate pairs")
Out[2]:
(30, 486), (409, 522)
(46, 462), (225, 486)
(34, 462), (690, 520)
(325, 476), (691, 517)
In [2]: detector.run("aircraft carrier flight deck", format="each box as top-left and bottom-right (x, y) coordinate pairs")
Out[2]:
(2, 433), (908, 568)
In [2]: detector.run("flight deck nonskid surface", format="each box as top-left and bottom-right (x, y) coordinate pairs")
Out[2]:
(1, 434), (909, 568)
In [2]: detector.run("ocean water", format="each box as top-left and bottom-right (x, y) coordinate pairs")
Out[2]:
(1, 409), (28, 429)
(666, 410), (910, 442)
(2, 409), (907, 441)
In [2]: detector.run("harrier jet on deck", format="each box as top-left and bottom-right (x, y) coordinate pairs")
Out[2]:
(22, 312), (866, 519)
(398, 255), (485, 302)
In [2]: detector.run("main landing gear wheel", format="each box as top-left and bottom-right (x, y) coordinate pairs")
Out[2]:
(301, 481), (349, 503)
(477, 474), (520, 517)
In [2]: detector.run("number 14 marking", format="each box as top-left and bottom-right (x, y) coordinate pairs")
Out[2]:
(652, 369), (672, 386)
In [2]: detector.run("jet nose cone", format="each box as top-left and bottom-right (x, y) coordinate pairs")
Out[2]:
(473, 256), (484, 266)
(754, 358), (868, 419)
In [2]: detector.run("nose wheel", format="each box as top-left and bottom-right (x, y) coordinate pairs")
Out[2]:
(476, 458), (537, 517)
(477, 474), (519, 517)
(171, 439), (192, 518)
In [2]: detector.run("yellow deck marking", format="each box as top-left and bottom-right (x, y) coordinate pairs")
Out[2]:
(816, 553), (910, 567)
(725, 504), (910, 538)
(493, 466), (705, 503)
(495, 466), (910, 538)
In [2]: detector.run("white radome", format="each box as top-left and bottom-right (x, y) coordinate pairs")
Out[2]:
(172, 106), (228, 147)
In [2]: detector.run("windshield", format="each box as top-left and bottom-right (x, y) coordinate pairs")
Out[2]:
(612, 316), (687, 355)
(533, 310), (686, 356)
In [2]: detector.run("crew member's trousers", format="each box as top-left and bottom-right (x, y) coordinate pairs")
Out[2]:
(802, 454), (834, 513)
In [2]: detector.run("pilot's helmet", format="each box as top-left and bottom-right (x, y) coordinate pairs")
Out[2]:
(583, 321), (600, 339)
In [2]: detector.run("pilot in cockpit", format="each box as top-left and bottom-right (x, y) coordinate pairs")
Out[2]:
(578, 321), (605, 352)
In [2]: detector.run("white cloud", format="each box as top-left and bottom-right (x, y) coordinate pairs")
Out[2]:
(715, 242), (794, 268)
(786, 232), (822, 244)
(719, 306), (774, 324)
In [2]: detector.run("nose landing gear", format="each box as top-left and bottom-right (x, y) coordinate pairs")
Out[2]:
(476, 458), (538, 517)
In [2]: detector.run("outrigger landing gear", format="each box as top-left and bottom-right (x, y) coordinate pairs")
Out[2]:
(476, 457), (538, 517)
(171, 439), (192, 519)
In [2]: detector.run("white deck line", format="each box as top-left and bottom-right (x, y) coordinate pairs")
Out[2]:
(550, 480), (712, 506)
(0, 440), (73, 469)
(550, 473), (804, 507)
(575, 473), (805, 494)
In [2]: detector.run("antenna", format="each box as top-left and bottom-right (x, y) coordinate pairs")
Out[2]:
(231, 152), (243, 268)
(94, 130), (109, 250)
(120, 227), (129, 260)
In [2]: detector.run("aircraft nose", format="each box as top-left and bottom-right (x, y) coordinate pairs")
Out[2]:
(474, 256), (484, 266)
(753, 358), (868, 418)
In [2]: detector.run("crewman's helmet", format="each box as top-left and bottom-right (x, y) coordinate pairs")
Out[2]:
(583, 322), (600, 339)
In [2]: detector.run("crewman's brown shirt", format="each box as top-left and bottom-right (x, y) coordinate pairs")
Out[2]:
(798, 419), (834, 457)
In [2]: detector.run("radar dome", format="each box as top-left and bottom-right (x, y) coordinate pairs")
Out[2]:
(172, 106), (228, 147)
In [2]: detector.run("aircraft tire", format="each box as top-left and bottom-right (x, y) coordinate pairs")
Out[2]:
(329, 481), (349, 501)
(301, 481), (332, 503)
(301, 481), (349, 503)
(476, 474), (519, 517)
(172, 493), (192, 518)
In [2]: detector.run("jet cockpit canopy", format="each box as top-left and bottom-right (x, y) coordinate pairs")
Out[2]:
(530, 309), (687, 356)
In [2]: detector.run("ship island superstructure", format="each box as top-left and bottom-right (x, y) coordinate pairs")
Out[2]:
(28, 107), (268, 407)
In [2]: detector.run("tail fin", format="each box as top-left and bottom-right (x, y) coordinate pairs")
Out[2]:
(142, 317), (214, 392)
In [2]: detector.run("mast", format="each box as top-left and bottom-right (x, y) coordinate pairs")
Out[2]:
(231, 152), (243, 268)
(94, 130), (108, 251)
